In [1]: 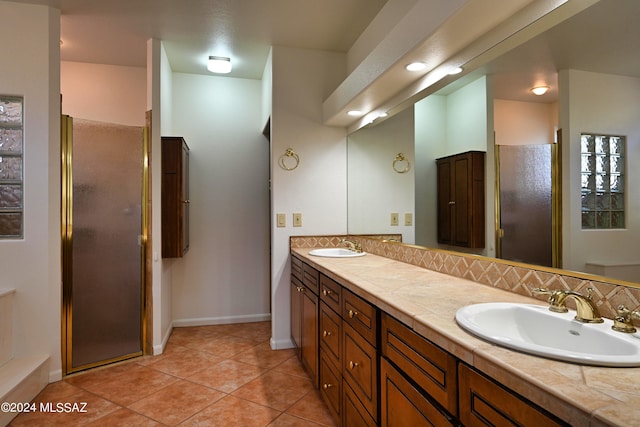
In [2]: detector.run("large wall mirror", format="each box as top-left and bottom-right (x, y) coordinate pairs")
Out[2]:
(347, 0), (639, 285)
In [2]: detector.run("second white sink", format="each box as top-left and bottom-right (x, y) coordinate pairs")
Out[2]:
(309, 248), (366, 258)
(455, 302), (640, 366)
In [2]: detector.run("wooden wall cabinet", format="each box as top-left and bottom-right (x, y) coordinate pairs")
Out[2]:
(436, 151), (485, 248)
(161, 136), (190, 258)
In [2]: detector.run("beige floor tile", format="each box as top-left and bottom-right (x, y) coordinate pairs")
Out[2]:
(128, 379), (225, 425)
(179, 395), (280, 427)
(186, 359), (269, 393)
(232, 370), (314, 411)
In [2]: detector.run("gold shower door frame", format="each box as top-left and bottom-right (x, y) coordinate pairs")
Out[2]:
(61, 115), (151, 375)
(494, 134), (562, 269)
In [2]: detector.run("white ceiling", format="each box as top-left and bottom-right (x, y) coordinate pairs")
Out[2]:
(12, 0), (387, 79)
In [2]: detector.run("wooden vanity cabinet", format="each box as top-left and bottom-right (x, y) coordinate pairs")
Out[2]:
(436, 151), (485, 248)
(290, 255), (319, 387)
(380, 313), (458, 426)
(458, 364), (569, 427)
(161, 136), (190, 258)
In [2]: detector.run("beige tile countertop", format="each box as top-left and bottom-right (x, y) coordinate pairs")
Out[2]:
(292, 248), (640, 427)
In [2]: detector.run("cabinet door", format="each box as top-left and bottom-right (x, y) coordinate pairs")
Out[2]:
(301, 289), (319, 387)
(436, 151), (485, 248)
(381, 358), (455, 427)
(161, 136), (190, 257)
(459, 364), (567, 427)
(437, 158), (453, 244)
(290, 277), (302, 353)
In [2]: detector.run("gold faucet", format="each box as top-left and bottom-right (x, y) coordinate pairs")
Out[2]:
(612, 305), (640, 333)
(340, 239), (363, 253)
(532, 287), (603, 323)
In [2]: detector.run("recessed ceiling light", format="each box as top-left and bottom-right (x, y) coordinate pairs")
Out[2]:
(405, 62), (427, 72)
(531, 86), (549, 96)
(347, 110), (363, 116)
(207, 56), (232, 74)
(448, 66), (463, 75)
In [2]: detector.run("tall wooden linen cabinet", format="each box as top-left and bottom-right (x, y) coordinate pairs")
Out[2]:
(161, 136), (190, 258)
(436, 151), (485, 248)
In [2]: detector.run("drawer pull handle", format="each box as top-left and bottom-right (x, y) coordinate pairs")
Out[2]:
(322, 289), (332, 296)
(322, 330), (332, 337)
(349, 361), (359, 370)
(297, 286), (306, 292)
(348, 310), (358, 319)
(323, 383), (333, 389)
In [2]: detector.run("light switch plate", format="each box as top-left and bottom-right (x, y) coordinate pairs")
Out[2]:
(293, 213), (302, 227)
(404, 213), (413, 226)
(390, 212), (399, 226)
(276, 213), (286, 227)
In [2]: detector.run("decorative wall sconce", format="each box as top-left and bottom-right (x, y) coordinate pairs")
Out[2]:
(279, 148), (300, 171)
(392, 152), (410, 173)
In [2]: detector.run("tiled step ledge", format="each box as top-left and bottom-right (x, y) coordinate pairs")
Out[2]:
(0, 354), (49, 427)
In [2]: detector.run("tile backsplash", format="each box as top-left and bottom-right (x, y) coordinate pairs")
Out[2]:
(290, 235), (640, 321)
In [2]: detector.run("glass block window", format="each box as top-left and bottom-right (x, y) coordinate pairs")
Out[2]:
(581, 133), (625, 229)
(0, 96), (23, 238)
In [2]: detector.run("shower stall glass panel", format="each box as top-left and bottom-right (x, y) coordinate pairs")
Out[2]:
(69, 118), (143, 370)
(498, 144), (553, 267)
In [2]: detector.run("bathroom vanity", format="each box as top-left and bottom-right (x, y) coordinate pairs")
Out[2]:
(290, 241), (640, 426)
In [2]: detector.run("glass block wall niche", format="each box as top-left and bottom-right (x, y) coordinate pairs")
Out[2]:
(0, 96), (24, 238)
(581, 133), (625, 229)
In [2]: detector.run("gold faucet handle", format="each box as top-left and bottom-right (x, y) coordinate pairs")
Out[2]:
(612, 305), (639, 333)
(531, 288), (568, 313)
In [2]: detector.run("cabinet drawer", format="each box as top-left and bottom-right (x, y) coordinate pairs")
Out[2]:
(291, 255), (303, 281)
(320, 301), (342, 368)
(343, 323), (377, 421)
(380, 358), (455, 427)
(320, 274), (342, 313)
(459, 364), (568, 427)
(381, 313), (458, 415)
(320, 350), (342, 426)
(343, 289), (377, 346)
(302, 263), (320, 295)
(344, 380), (377, 427)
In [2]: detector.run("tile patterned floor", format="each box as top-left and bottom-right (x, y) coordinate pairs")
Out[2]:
(9, 321), (336, 426)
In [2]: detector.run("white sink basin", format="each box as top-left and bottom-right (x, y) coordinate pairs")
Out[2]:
(455, 303), (640, 367)
(308, 248), (366, 258)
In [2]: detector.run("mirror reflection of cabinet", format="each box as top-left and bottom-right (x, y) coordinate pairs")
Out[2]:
(161, 136), (190, 258)
(436, 151), (485, 248)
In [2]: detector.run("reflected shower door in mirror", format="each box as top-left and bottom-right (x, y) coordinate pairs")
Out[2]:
(497, 144), (552, 267)
(62, 118), (144, 373)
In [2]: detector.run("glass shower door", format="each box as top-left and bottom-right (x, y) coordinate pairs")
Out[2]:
(498, 144), (553, 267)
(65, 118), (144, 372)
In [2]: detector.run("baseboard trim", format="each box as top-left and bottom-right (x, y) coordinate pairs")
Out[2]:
(270, 337), (295, 350)
(172, 313), (271, 328)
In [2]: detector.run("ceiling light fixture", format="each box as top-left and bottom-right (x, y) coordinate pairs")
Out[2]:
(531, 86), (549, 96)
(207, 56), (232, 74)
(448, 66), (463, 75)
(405, 62), (427, 72)
(347, 110), (363, 116)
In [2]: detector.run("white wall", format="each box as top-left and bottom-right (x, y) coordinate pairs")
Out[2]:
(0, 1), (61, 380)
(270, 46), (348, 348)
(494, 99), (557, 146)
(413, 76), (494, 254)
(348, 107), (415, 242)
(560, 69), (640, 276)
(169, 73), (270, 326)
(61, 62), (146, 126)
